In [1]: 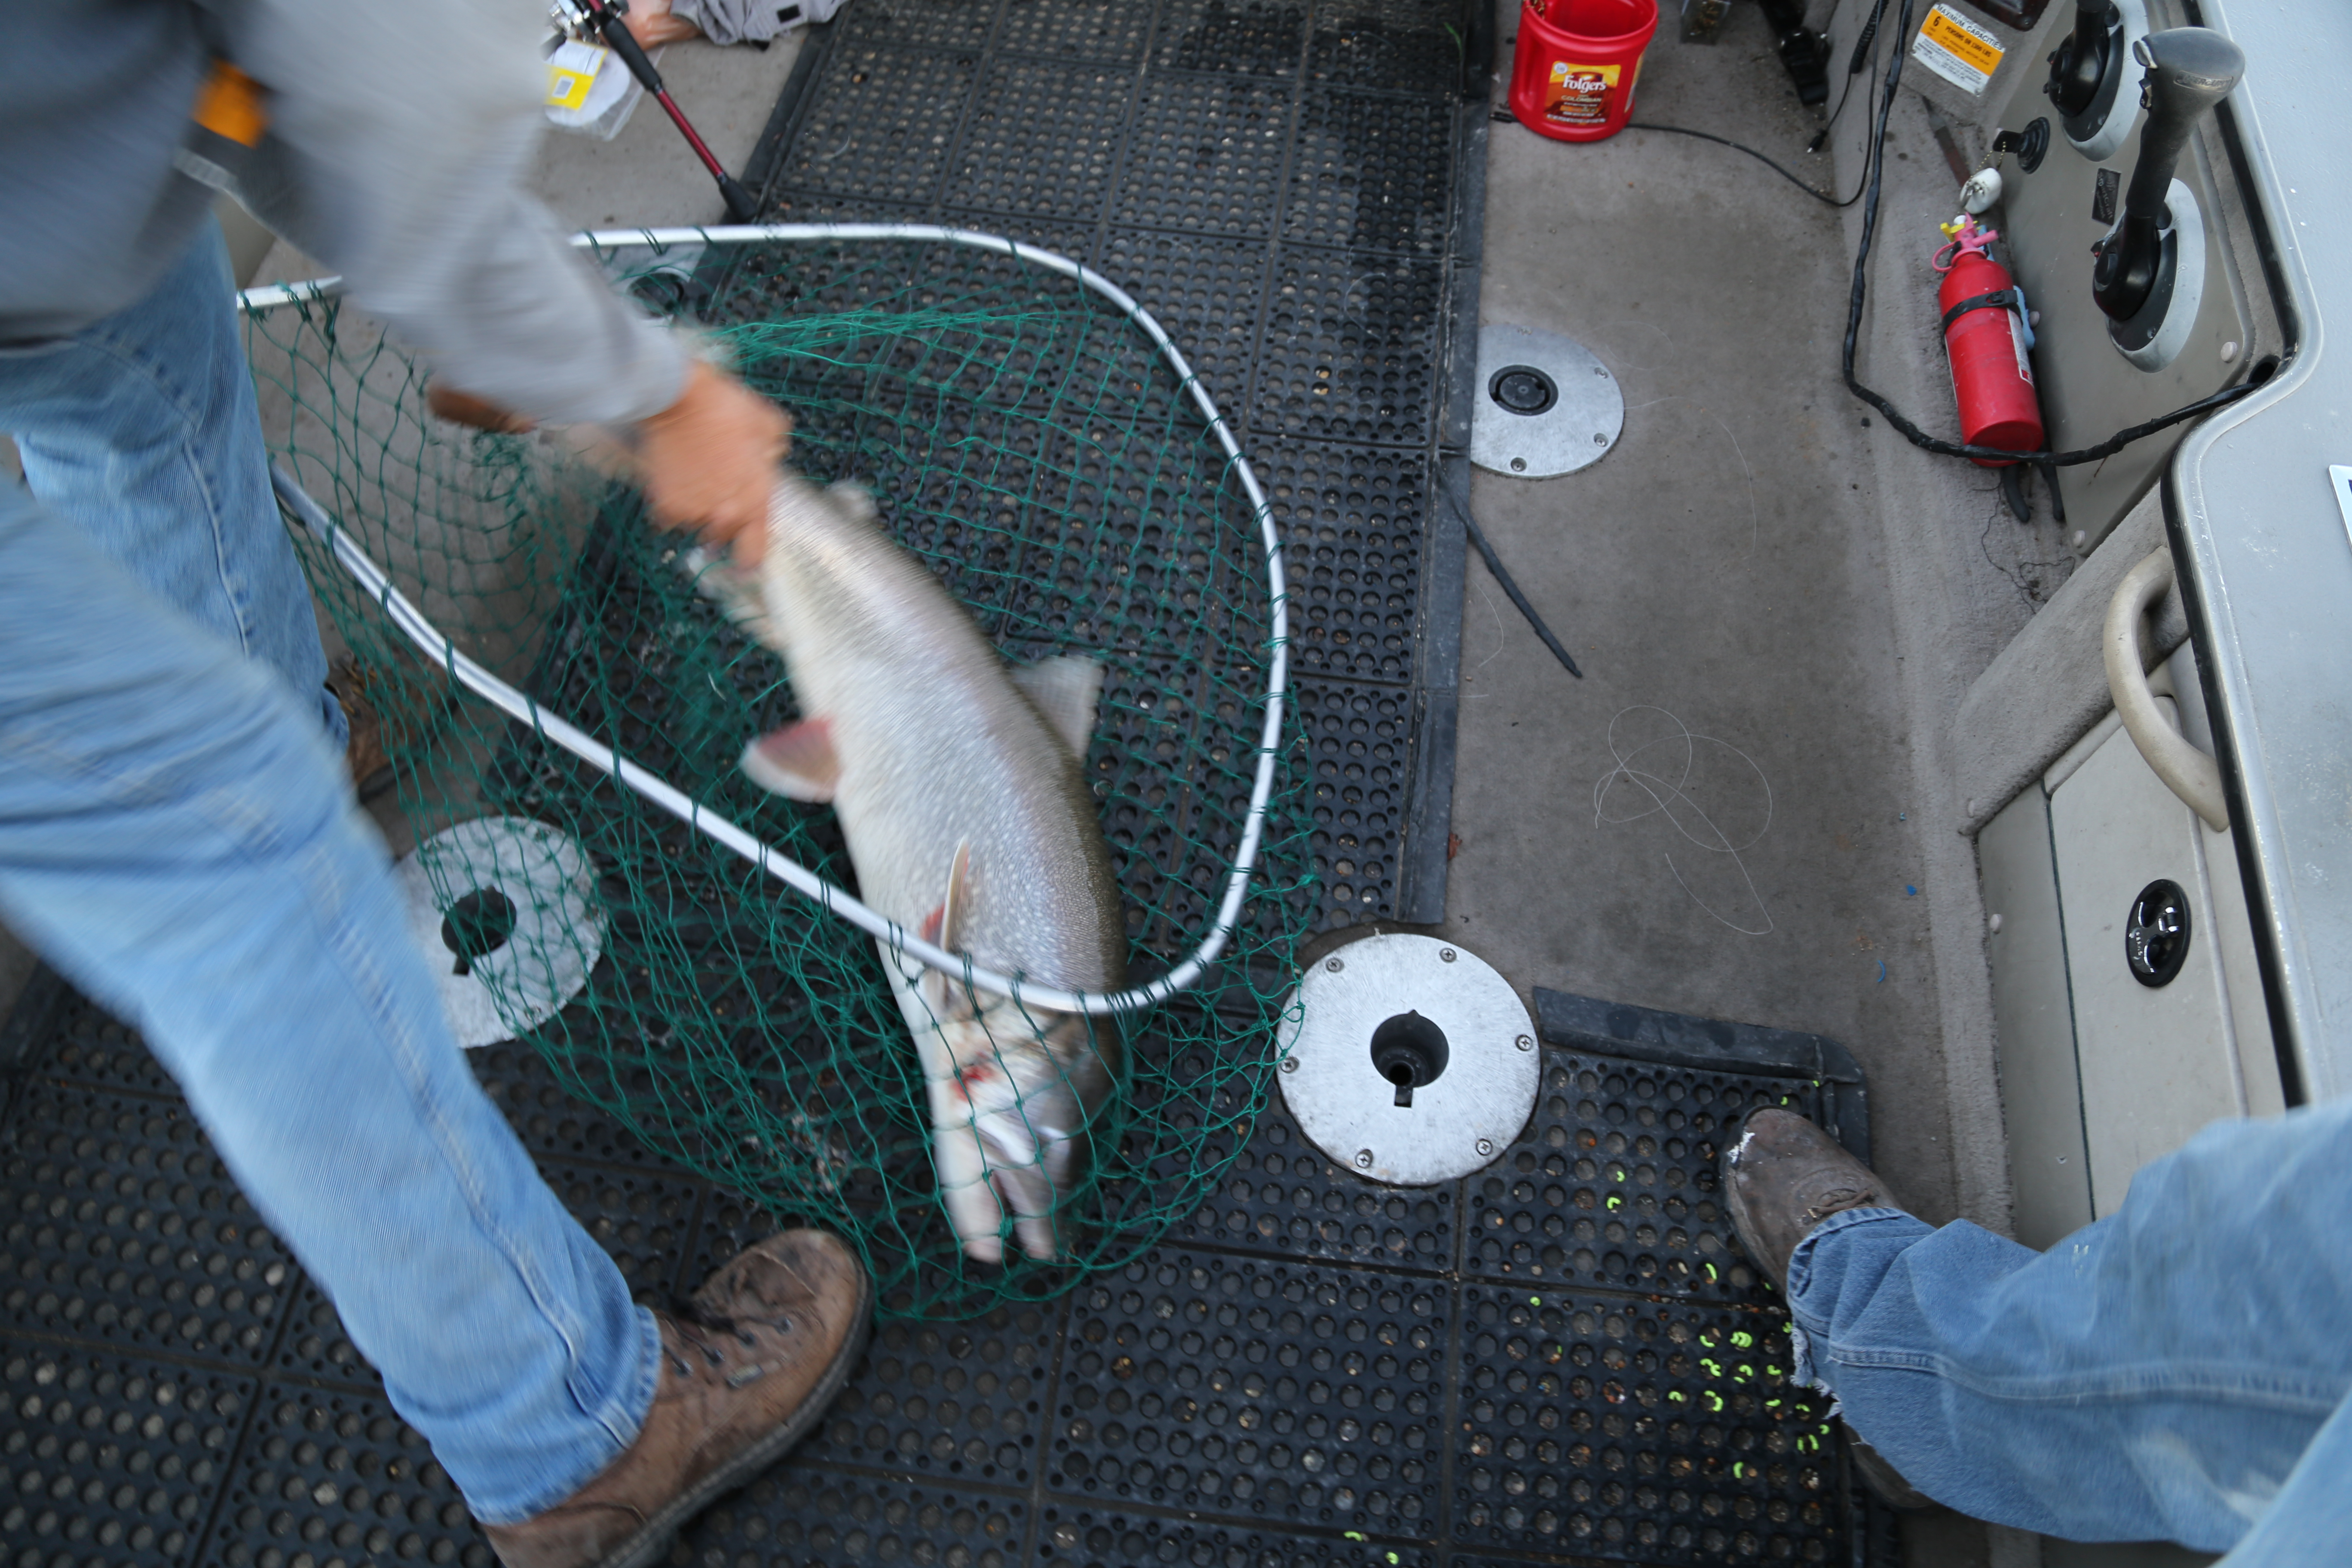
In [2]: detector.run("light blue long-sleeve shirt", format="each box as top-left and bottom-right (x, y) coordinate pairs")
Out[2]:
(0, 0), (688, 427)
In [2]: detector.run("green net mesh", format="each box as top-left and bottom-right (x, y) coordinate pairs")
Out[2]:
(240, 231), (1317, 1318)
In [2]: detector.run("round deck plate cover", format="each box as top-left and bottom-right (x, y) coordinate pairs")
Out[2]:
(1277, 933), (1537, 1185)
(1471, 322), (1623, 478)
(397, 816), (606, 1047)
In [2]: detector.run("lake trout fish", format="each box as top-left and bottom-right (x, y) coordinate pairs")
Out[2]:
(684, 472), (1127, 1263)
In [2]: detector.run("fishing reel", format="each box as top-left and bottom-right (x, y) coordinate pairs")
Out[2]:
(548, 0), (627, 47)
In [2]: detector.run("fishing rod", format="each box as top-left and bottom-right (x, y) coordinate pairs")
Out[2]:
(554, 0), (760, 221)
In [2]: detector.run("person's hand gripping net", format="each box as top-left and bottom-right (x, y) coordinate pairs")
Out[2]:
(426, 359), (791, 565)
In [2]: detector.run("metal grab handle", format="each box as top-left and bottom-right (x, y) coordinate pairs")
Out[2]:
(2105, 549), (2230, 831)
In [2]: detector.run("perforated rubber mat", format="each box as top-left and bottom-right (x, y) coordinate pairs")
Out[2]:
(0, 977), (1883, 1568)
(743, 0), (1488, 930)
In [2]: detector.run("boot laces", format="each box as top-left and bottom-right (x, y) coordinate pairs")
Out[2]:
(663, 1309), (743, 1379)
(668, 1298), (787, 1376)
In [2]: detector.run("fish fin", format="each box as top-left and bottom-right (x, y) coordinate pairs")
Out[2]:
(739, 717), (839, 802)
(940, 839), (973, 948)
(1009, 655), (1104, 760)
(917, 840), (976, 1019)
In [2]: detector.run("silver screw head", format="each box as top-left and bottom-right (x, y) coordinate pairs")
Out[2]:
(1476, 1138), (1495, 1157)
(1439, 947), (1457, 962)
(1281, 1056), (1299, 1073)
(1354, 1149), (1374, 1169)
(1516, 1034), (1534, 1051)
(1593, 432), (1608, 444)
(1510, 456), (1527, 472)
(1326, 956), (1345, 974)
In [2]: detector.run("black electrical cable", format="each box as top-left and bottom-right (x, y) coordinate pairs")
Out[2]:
(1838, 0), (2265, 466)
(1489, 107), (1868, 206)
(1622, 122), (1865, 207)
(1811, 0), (1894, 150)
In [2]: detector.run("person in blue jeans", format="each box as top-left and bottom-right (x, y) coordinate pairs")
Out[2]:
(2, 4), (868, 1568)
(1725, 1106), (2352, 1564)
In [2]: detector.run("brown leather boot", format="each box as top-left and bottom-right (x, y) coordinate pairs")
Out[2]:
(484, 1229), (870, 1568)
(1722, 1111), (1931, 1510)
(1720, 1108), (1902, 1293)
(327, 658), (395, 799)
(325, 657), (445, 800)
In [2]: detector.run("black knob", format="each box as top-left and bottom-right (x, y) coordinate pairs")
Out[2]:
(2125, 879), (2192, 988)
(2092, 29), (2245, 324)
(2045, 0), (2117, 119)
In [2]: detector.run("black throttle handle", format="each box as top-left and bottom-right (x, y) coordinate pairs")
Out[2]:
(2045, 0), (2116, 119)
(2092, 28), (2245, 323)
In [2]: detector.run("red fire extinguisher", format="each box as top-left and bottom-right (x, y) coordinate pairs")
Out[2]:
(1933, 215), (2043, 465)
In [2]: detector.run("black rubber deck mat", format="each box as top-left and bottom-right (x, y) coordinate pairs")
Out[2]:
(741, 0), (1490, 932)
(0, 978), (1886, 1568)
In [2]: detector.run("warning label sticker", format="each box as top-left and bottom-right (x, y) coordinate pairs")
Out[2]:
(1911, 4), (2004, 95)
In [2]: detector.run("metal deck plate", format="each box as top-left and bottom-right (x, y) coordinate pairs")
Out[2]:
(1470, 323), (1625, 479)
(1278, 935), (1538, 1186)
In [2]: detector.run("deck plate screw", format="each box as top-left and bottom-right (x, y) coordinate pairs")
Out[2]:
(1476, 1138), (1495, 1157)
(1439, 948), (1457, 962)
(1326, 956), (1345, 974)
(1354, 1149), (1374, 1169)
(1516, 1034), (1534, 1051)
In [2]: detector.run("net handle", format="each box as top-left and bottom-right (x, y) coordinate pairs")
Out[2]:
(251, 223), (1291, 1017)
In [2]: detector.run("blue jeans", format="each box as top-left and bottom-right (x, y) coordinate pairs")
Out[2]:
(3, 228), (343, 743)
(1788, 1101), (2352, 1565)
(0, 226), (655, 1525)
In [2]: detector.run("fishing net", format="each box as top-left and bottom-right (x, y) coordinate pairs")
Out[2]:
(240, 228), (1316, 1317)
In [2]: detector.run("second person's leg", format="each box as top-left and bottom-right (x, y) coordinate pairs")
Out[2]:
(1769, 1106), (2352, 1551)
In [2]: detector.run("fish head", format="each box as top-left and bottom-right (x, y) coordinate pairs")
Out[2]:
(913, 973), (1124, 1263)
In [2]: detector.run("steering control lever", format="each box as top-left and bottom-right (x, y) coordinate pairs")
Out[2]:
(2046, 0), (2119, 120)
(2091, 28), (2244, 324)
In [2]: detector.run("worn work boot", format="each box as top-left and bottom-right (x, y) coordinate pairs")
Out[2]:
(326, 657), (448, 800)
(1721, 1108), (1900, 1293)
(326, 658), (395, 799)
(1722, 1110), (1932, 1511)
(484, 1230), (871, 1568)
